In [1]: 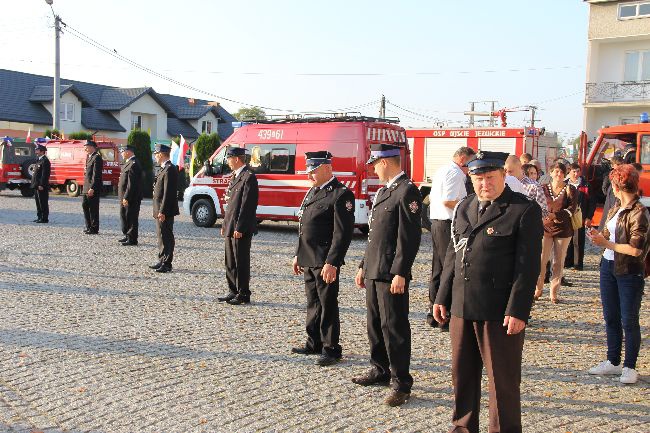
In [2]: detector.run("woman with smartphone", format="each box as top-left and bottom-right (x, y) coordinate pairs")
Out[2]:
(588, 164), (649, 385)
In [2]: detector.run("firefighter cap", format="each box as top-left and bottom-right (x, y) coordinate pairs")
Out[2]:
(119, 145), (136, 152)
(466, 151), (509, 175)
(226, 147), (247, 158)
(305, 151), (332, 173)
(153, 143), (171, 154)
(84, 140), (98, 148)
(366, 143), (401, 165)
(35, 144), (47, 152)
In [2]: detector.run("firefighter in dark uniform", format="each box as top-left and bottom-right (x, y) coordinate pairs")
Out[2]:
(353, 143), (422, 407)
(217, 147), (259, 305)
(433, 151), (543, 433)
(291, 151), (355, 366)
(117, 145), (143, 246)
(149, 144), (179, 273)
(82, 140), (103, 234)
(31, 143), (51, 223)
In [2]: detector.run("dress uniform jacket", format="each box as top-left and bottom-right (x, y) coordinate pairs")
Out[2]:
(360, 174), (423, 280)
(118, 157), (143, 203)
(31, 156), (51, 189)
(153, 161), (179, 217)
(83, 151), (103, 193)
(436, 186), (543, 322)
(222, 166), (259, 236)
(296, 178), (355, 268)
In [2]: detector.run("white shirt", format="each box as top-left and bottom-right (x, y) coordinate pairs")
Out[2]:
(386, 171), (405, 189)
(429, 162), (467, 220)
(603, 208), (623, 260)
(232, 165), (246, 179)
(505, 175), (526, 194)
(319, 176), (336, 189)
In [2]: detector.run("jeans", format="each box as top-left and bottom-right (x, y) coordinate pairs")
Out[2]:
(599, 258), (645, 369)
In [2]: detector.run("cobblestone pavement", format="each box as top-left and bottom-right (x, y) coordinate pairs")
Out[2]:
(0, 191), (647, 433)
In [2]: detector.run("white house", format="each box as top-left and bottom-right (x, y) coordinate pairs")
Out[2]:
(583, 0), (650, 140)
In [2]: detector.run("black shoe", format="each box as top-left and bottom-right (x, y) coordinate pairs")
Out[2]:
(316, 354), (341, 366)
(121, 240), (138, 246)
(291, 346), (321, 355)
(351, 371), (390, 387)
(384, 390), (410, 407)
(439, 323), (449, 332)
(84, 229), (98, 235)
(149, 262), (163, 269)
(217, 293), (237, 302)
(155, 265), (172, 273)
(574, 265), (583, 271)
(561, 277), (573, 287)
(226, 295), (250, 305)
(37, 220), (48, 223)
(33, 219), (41, 223)
(118, 237), (128, 243)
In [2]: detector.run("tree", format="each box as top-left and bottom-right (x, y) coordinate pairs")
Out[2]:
(68, 131), (94, 140)
(234, 106), (267, 121)
(192, 133), (220, 175)
(127, 130), (153, 198)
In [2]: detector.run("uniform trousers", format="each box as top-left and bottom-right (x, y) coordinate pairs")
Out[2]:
(429, 219), (452, 303)
(304, 266), (342, 358)
(156, 217), (175, 266)
(449, 316), (525, 433)
(564, 227), (586, 269)
(225, 234), (252, 298)
(120, 201), (141, 242)
(82, 194), (100, 231)
(365, 278), (412, 393)
(34, 188), (49, 221)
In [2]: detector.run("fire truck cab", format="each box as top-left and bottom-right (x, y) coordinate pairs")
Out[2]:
(579, 120), (650, 226)
(183, 115), (410, 232)
(0, 137), (36, 197)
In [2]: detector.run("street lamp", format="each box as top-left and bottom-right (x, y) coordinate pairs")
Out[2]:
(45, 0), (61, 131)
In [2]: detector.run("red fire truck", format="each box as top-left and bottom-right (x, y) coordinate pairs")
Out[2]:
(406, 126), (559, 200)
(43, 139), (121, 196)
(578, 120), (650, 226)
(0, 137), (36, 197)
(183, 115), (409, 232)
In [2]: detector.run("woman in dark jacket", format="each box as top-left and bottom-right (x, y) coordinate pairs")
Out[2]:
(565, 163), (596, 270)
(535, 161), (579, 303)
(588, 164), (649, 385)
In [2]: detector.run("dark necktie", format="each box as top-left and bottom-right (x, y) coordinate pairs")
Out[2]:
(307, 186), (320, 202)
(478, 200), (491, 217)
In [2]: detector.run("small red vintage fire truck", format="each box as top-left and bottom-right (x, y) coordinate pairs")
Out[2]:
(183, 115), (410, 233)
(0, 137), (36, 197)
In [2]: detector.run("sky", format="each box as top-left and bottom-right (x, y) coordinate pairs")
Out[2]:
(1, 0), (588, 139)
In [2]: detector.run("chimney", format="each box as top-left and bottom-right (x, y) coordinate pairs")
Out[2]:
(188, 98), (195, 105)
(207, 101), (220, 107)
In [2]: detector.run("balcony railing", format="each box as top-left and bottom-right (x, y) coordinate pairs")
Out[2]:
(585, 81), (650, 104)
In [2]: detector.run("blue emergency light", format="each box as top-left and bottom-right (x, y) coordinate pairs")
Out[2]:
(641, 112), (649, 123)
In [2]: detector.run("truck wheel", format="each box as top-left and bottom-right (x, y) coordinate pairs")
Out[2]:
(191, 198), (217, 227)
(66, 181), (81, 197)
(21, 159), (38, 179)
(20, 185), (34, 197)
(358, 225), (369, 235)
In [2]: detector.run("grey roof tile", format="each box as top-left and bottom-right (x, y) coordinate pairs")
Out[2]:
(81, 108), (125, 132)
(167, 118), (199, 139)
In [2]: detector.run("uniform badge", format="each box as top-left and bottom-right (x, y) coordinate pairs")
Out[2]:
(345, 200), (353, 211)
(409, 201), (419, 213)
(486, 227), (495, 235)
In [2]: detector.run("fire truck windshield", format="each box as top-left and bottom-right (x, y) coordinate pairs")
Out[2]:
(593, 135), (634, 164)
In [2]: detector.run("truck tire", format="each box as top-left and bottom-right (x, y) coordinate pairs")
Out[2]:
(191, 198), (217, 227)
(66, 181), (81, 197)
(20, 185), (34, 197)
(21, 159), (38, 179)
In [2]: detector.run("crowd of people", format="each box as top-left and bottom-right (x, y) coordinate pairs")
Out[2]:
(25, 141), (647, 433)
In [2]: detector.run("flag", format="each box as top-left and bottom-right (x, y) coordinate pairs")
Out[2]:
(25, 128), (31, 143)
(189, 143), (197, 179)
(2, 136), (13, 147)
(177, 134), (189, 170)
(170, 141), (180, 167)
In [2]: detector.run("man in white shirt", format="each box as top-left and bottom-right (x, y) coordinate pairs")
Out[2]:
(427, 147), (476, 330)
(504, 155), (548, 217)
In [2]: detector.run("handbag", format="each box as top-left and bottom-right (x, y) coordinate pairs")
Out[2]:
(565, 185), (582, 230)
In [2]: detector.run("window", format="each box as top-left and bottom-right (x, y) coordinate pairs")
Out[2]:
(59, 103), (74, 121)
(621, 117), (640, 125)
(201, 120), (212, 134)
(14, 147), (31, 157)
(47, 147), (60, 160)
(131, 114), (142, 130)
(99, 148), (115, 162)
(641, 136), (650, 165)
(619, 2), (650, 19)
(624, 50), (650, 82)
(244, 144), (296, 174)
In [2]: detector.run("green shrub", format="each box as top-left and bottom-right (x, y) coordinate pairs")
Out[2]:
(193, 133), (220, 175)
(68, 131), (94, 140)
(127, 130), (153, 198)
(43, 129), (61, 139)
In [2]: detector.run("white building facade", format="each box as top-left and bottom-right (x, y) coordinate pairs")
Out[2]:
(584, 0), (650, 140)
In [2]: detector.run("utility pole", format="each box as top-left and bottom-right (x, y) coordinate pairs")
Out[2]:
(379, 94), (386, 118)
(489, 101), (495, 127)
(469, 102), (475, 127)
(53, 13), (61, 131)
(530, 105), (537, 128)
